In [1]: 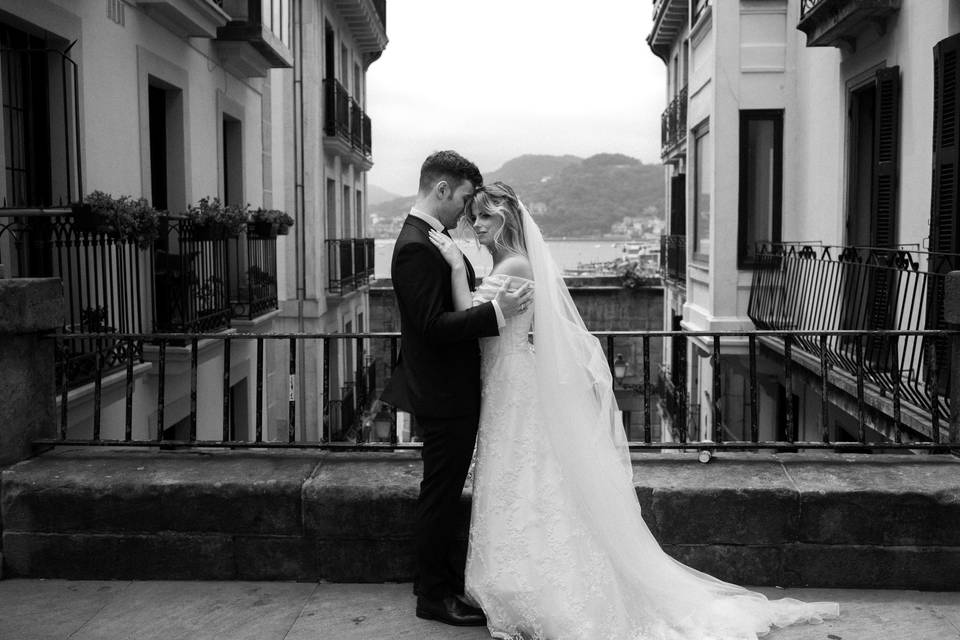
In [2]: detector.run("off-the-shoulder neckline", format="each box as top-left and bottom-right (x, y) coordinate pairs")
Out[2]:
(483, 273), (534, 284)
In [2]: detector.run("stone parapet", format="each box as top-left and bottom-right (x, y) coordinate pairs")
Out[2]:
(2, 448), (960, 588)
(0, 278), (64, 469)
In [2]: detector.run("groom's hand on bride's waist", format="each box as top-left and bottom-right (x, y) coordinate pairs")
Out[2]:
(496, 280), (534, 318)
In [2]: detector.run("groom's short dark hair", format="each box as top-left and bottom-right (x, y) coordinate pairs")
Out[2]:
(418, 150), (483, 195)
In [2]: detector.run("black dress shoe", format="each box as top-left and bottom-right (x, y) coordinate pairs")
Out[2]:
(416, 595), (487, 626)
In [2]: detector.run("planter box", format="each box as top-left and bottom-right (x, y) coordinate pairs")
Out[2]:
(250, 221), (278, 238)
(191, 223), (232, 241)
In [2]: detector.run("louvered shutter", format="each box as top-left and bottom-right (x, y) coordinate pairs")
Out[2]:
(866, 66), (900, 343)
(928, 34), (960, 399)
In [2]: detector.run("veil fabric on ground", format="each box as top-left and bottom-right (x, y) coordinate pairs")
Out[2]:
(463, 204), (839, 640)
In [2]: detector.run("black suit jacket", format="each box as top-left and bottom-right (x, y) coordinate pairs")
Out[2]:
(380, 216), (500, 418)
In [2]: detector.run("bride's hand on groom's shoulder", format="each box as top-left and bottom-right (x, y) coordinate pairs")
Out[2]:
(428, 229), (465, 270)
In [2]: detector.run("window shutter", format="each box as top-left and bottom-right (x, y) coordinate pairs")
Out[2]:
(873, 65), (900, 249)
(866, 66), (900, 338)
(927, 34), (960, 400)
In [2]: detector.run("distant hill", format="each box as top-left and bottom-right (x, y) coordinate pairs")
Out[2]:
(367, 183), (403, 206)
(369, 153), (664, 238)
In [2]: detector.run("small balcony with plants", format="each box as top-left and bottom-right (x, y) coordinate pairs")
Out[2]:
(798, 0), (901, 50)
(215, 0), (294, 77)
(1, 193), (287, 389)
(659, 234), (686, 286)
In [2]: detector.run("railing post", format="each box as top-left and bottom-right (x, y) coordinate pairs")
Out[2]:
(944, 272), (960, 443)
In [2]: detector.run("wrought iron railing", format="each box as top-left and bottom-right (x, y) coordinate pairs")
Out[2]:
(660, 234), (686, 283)
(326, 237), (374, 294)
(1, 210), (279, 387)
(323, 78), (351, 140)
(748, 243), (960, 422)
(361, 112), (372, 157)
(660, 86), (687, 155)
(323, 78), (372, 157)
(38, 329), (959, 452)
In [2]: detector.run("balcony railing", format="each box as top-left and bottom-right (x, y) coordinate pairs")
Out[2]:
(326, 237), (375, 295)
(659, 234), (686, 283)
(1, 210), (280, 387)
(39, 329), (959, 450)
(661, 86), (687, 157)
(323, 78), (373, 159)
(748, 243), (959, 422)
(798, 0), (901, 49)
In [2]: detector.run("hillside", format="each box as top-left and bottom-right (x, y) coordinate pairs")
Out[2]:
(369, 153), (664, 238)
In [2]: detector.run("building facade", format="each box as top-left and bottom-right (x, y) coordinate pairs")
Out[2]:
(0, 0), (386, 443)
(650, 0), (958, 445)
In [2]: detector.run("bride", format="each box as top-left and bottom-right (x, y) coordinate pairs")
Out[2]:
(427, 181), (839, 640)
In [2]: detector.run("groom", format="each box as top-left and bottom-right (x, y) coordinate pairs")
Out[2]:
(381, 150), (532, 626)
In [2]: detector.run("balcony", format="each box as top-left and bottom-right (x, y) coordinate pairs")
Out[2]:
(661, 86), (687, 160)
(798, 0), (901, 50)
(659, 234), (686, 285)
(748, 243), (958, 429)
(647, 0), (689, 61)
(215, 0), (294, 77)
(333, 0), (388, 57)
(0, 211), (280, 387)
(326, 237), (375, 295)
(133, 0), (229, 38)
(323, 78), (373, 168)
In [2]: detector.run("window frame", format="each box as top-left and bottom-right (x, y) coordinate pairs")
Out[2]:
(691, 120), (711, 265)
(737, 109), (784, 269)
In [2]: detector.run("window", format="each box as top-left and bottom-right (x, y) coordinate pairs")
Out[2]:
(692, 123), (711, 263)
(355, 189), (363, 237)
(738, 110), (783, 267)
(342, 185), (352, 239)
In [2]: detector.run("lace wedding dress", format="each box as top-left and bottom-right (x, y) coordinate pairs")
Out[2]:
(464, 273), (839, 640)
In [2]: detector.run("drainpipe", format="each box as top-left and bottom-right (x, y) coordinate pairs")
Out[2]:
(293, 0), (307, 436)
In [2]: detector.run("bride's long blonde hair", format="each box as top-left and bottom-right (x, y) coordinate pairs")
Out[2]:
(463, 181), (528, 256)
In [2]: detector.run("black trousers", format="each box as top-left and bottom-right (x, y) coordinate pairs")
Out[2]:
(413, 413), (478, 599)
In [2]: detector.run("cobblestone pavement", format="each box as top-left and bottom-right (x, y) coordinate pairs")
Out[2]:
(1, 580), (958, 639)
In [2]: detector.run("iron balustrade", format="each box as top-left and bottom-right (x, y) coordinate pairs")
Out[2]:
(37, 329), (960, 453)
(323, 78), (351, 140)
(660, 86), (687, 156)
(322, 78), (372, 156)
(326, 237), (374, 294)
(0, 210), (279, 387)
(748, 243), (959, 423)
(349, 97), (363, 149)
(659, 234), (686, 283)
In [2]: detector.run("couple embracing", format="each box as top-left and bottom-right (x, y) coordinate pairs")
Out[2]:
(381, 150), (838, 640)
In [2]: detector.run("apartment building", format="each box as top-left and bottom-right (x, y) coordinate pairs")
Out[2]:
(650, 0), (958, 445)
(0, 0), (386, 443)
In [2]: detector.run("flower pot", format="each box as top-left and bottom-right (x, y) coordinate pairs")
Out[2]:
(71, 204), (112, 235)
(251, 220), (278, 238)
(192, 222), (230, 241)
(277, 224), (290, 236)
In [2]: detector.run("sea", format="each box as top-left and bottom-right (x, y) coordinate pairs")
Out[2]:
(374, 238), (629, 279)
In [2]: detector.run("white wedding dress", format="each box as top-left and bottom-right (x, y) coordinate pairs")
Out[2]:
(464, 273), (839, 640)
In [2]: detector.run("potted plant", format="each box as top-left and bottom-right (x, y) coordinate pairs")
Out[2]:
(185, 196), (249, 240)
(250, 207), (294, 237)
(71, 190), (117, 235)
(71, 191), (161, 247)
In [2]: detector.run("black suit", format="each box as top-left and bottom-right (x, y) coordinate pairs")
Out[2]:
(380, 215), (499, 599)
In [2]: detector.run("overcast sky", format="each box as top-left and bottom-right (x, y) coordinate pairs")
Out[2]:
(366, 0), (665, 196)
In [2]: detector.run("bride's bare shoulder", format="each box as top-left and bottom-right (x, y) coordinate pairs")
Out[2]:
(490, 254), (533, 281)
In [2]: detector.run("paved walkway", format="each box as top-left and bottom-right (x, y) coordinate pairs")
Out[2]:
(1, 580), (958, 639)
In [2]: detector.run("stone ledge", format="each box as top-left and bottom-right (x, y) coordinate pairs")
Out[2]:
(3, 448), (960, 587)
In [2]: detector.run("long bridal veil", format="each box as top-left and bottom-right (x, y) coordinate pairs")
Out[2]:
(518, 201), (839, 638)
